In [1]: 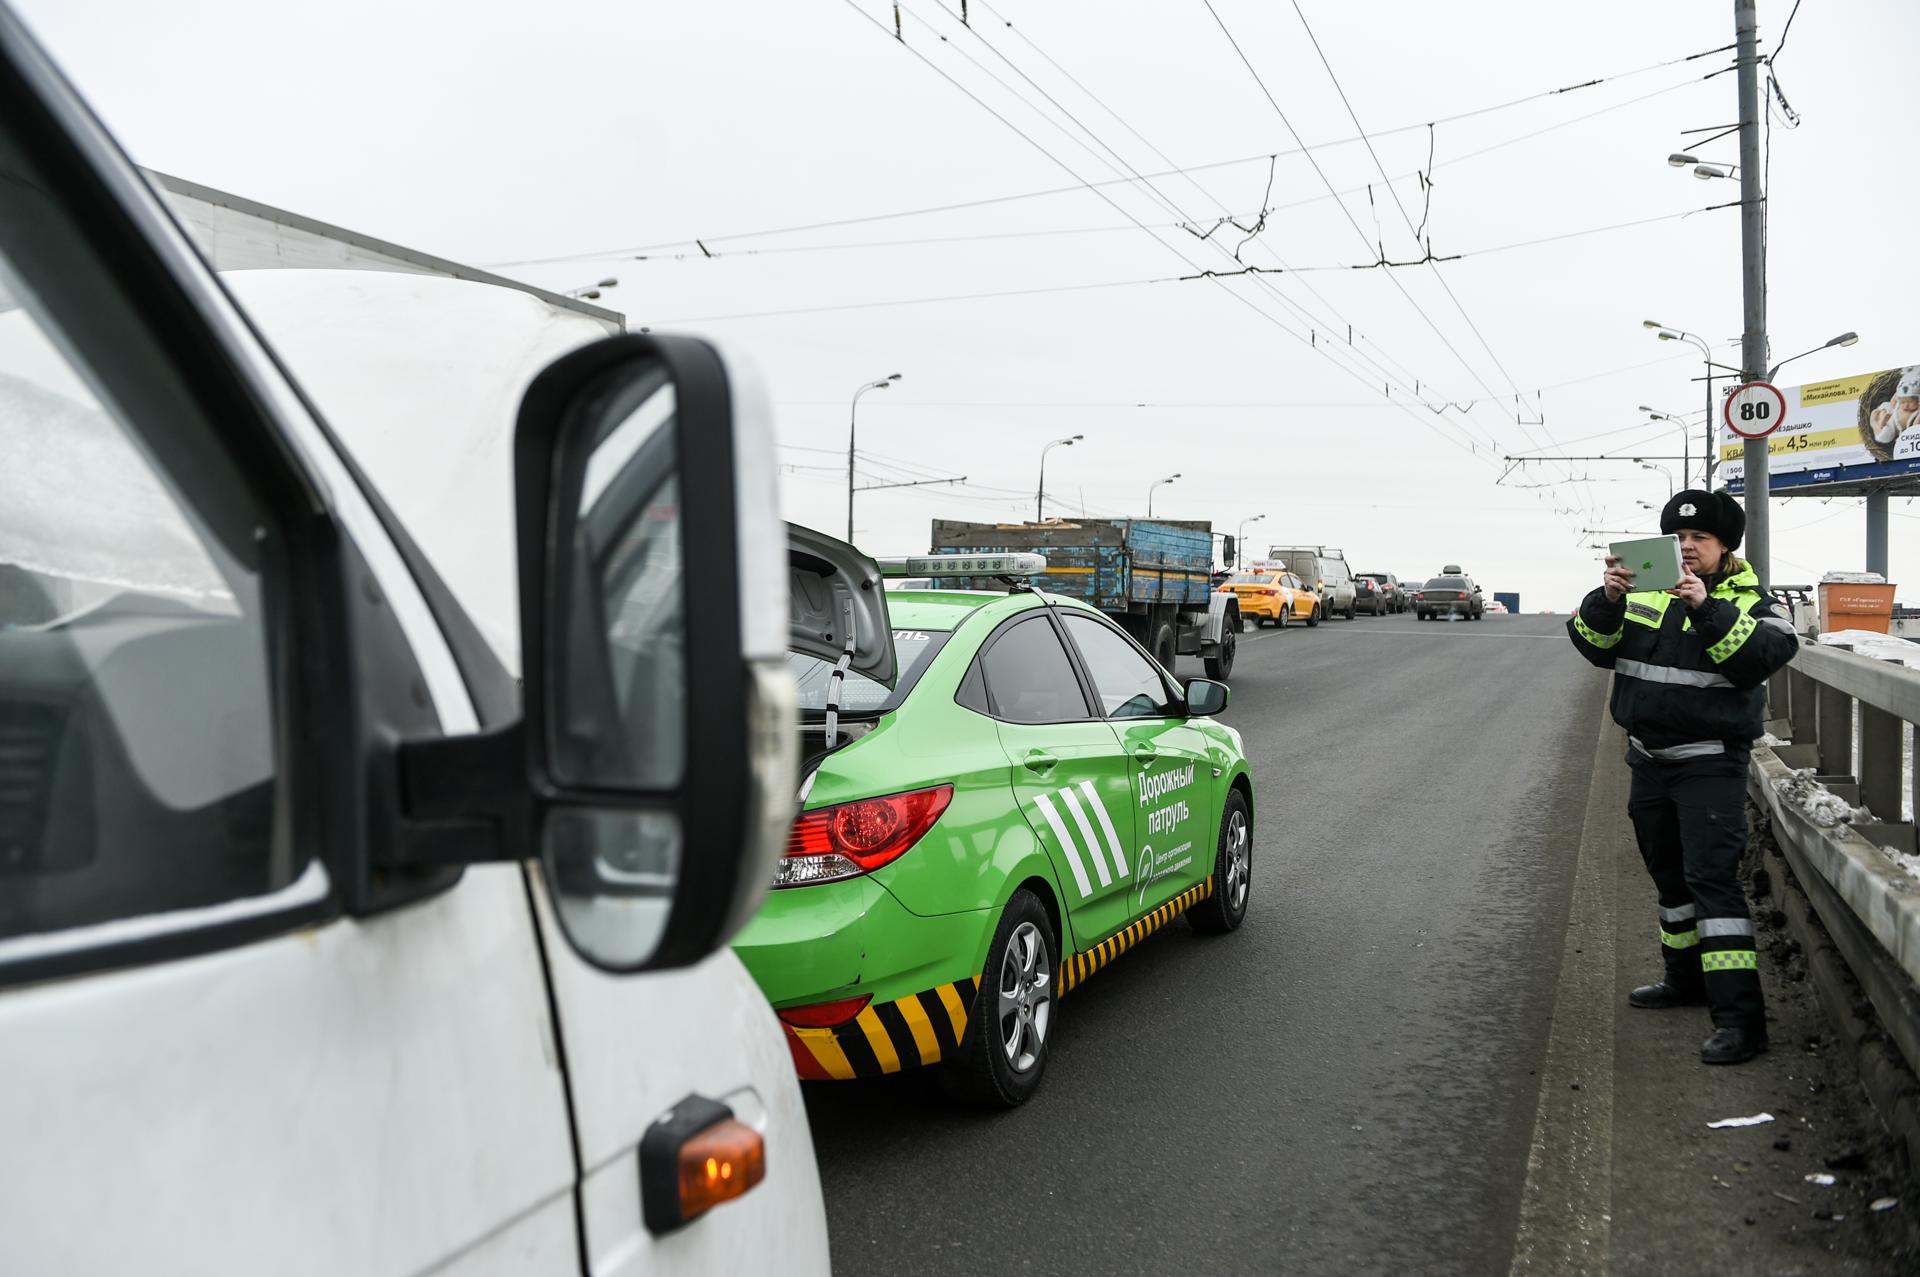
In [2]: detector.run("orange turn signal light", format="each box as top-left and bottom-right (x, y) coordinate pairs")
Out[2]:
(677, 1119), (766, 1224)
(641, 1096), (768, 1235)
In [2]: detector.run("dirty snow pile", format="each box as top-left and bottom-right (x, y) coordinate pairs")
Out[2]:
(1814, 629), (1920, 668)
(1772, 768), (1872, 828)
(1759, 731), (1791, 747)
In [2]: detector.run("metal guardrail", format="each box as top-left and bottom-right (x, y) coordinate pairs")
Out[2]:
(1755, 639), (1920, 1086)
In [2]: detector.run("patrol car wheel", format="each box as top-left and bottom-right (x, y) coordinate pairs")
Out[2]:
(941, 890), (1056, 1107)
(1305, 604), (1320, 628)
(1189, 790), (1251, 934)
(1276, 607), (1290, 628)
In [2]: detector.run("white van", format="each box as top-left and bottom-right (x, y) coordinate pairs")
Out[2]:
(0, 9), (833, 1273)
(1266, 544), (1357, 621)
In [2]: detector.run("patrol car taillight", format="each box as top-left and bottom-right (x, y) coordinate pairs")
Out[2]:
(775, 784), (954, 888)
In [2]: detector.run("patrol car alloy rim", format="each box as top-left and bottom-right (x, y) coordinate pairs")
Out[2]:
(1225, 808), (1249, 912)
(998, 920), (1052, 1072)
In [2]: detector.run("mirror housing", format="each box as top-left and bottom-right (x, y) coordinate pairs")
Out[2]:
(1185, 678), (1230, 717)
(391, 333), (796, 973)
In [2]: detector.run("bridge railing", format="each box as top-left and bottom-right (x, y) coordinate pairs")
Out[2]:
(1753, 640), (1920, 1151)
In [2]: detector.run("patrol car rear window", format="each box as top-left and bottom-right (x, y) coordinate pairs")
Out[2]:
(789, 629), (950, 716)
(1227, 573), (1276, 584)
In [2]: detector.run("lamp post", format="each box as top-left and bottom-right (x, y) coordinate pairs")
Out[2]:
(1036, 434), (1083, 522)
(1638, 406), (1694, 489)
(1643, 322), (1723, 488)
(847, 373), (901, 541)
(1640, 461), (1674, 498)
(1236, 513), (1266, 562)
(1147, 473), (1180, 517)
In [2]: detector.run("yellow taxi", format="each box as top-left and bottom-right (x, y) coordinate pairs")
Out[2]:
(1218, 566), (1323, 628)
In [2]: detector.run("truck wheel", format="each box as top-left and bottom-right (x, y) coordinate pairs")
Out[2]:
(1204, 623), (1236, 680)
(1188, 789), (1251, 935)
(939, 890), (1056, 1107)
(1152, 624), (1176, 671)
(1305, 604), (1320, 628)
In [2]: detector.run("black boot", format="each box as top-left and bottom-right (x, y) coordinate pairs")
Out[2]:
(1701, 1026), (1768, 1065)
(1629, 981), (1706, 1009)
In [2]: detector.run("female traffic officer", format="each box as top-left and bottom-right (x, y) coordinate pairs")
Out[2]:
(1566, 489), (1799, 1064)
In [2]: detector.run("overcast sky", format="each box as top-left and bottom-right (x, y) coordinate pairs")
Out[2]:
(22, 0), (1918, 610)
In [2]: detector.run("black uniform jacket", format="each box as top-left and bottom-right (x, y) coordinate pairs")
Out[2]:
(1566, 560), (1798, 759)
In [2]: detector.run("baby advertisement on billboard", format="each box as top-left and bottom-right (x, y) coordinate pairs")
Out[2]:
(1721, 365), (1920, 492)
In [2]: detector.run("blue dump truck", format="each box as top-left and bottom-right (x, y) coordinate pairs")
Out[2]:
(929, 519), (1239, 678)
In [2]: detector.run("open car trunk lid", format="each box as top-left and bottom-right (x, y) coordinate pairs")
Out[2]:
(788, 523), (894, 686)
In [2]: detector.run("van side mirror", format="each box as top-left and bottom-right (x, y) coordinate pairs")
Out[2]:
(393, 334), (797, 973)
(1185, 678), (1229, 717)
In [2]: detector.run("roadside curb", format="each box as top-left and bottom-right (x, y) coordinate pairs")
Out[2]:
(1507, 710), (1620, 1275)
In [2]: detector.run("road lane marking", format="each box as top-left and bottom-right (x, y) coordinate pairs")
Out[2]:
(1507, 709), (1621, 1275)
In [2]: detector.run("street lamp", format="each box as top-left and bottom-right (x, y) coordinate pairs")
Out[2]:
(1036, 434), (1083, 522)
(564, 276), (618, 300)
(1643, 320), (1726, 487)
(1638, 405), (1694, 489)
(1668, 152), (1736, 180)
(1147, 473), (1180, 517)
(1236, 513), (1267, 561)
(1640, 460), (1674, 497)
(1768, 331), (1859, 381)
(847, 372), (902, 541)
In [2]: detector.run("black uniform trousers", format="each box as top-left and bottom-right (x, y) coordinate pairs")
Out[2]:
(1624, 748), (1766, 1030)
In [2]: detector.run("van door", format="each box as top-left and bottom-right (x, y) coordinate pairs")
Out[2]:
(0, 14), (575, 1272)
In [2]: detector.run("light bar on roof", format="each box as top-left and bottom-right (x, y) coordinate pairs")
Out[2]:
(877, 552), (1049, 578)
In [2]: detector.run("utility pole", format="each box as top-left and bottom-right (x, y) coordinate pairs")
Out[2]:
(1735, 0), (1770, 586)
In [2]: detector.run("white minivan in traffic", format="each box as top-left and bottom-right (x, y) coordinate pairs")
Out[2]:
(0, 7), (831, 1273)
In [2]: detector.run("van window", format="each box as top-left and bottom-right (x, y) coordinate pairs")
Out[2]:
(0, 243), (297, 954)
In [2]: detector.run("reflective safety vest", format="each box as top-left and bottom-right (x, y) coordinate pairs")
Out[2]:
(1566, 561), (1798, 757)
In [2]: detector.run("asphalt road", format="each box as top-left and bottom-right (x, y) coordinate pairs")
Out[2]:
(803, 610), (1610, 1275)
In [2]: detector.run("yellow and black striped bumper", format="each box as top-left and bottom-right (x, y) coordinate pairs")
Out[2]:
(782, 876), (1214, 1079)
(1059, 877), (1212, 996)
(783, 976), (980, 1080)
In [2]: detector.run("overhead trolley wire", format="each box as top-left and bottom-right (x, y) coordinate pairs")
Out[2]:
(826, 0), (1493, 460)
(927, 0), (1503, 451)
(909, 0), (1497, 453)
(485, 42), (1727, 268)
(1278, 0), (1594, 518)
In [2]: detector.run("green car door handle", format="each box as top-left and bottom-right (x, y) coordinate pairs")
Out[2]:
(1023, 749), (1059, 773)
(1132, 744), (1158, 765)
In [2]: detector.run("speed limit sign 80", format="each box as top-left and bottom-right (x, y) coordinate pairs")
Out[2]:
(1724, 380), (1786, 439)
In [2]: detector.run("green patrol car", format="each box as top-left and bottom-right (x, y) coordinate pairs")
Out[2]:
(735, 535), (1256, 1106)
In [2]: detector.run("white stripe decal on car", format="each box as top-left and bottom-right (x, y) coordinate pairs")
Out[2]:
(1079, 779), (1130, 880)
(1059, 787), (1114, 888)
(1034, 792), (1094, 897)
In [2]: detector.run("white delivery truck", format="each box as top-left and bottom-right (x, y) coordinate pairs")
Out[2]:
(0, 8), (841, 1273)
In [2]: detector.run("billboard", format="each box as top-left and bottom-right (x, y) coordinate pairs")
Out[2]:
(1721, 365), (1920, 493)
